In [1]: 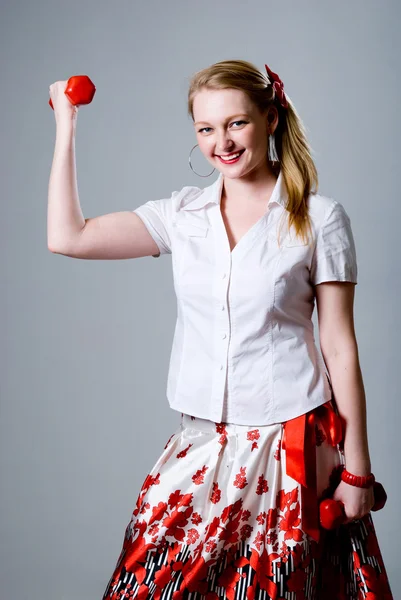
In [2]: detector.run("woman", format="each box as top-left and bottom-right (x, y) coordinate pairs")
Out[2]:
(48, 59), (393, 598)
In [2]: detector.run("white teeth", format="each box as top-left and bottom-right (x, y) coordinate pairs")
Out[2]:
(219, 151), (241, 159)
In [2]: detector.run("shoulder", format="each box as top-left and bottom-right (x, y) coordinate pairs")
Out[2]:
(307, 192), (352, 230)
(138, 184), (203, 216)
(307, 192), (336, 220)
(148, 184), (204, 214)
(172, 185), (204, 210)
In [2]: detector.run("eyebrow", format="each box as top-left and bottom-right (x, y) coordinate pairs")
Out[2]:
(194, 114), (250, 126)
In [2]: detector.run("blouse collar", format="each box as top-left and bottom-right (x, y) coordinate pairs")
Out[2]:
(180, 170), (289, 212)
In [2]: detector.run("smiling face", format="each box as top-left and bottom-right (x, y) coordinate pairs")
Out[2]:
(193, 87), (278, 179)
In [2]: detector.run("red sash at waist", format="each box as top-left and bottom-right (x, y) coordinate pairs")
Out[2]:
(282, 400), (344, 543)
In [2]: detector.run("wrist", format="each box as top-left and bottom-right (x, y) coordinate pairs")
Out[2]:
(56, 116), (77, 135)
(344, 462), (372, 477)
(341, 467), (375, 488)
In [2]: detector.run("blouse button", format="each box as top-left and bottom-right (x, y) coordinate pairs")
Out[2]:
(222, 333), (227, 339)
(221, 305), (225, 311)
(222, 273), (226, 279)
(220, 365), (224, 370)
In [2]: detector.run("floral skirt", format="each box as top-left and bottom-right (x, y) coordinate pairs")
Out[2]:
(102, 398), (393, 599)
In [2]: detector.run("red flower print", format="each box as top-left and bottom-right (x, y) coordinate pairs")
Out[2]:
(136, 583), (151, 600)
(176, 443), (193, 458)
(218, 517), (241, 547)
(122, 536), (158, 584)
(279, 502), (304, 542)
(247, 429), (260, 451)
(154, 563), (173, 589)
(276, 486), (299, 511)
(141, 472), (161, 493)
(205, 538), (218, 553)
(148, 523), (159, 536)
(256, 511), (267, 525)
(234, 556), (250, 569)
(173, 553), (209, 597)
(191, 511), (202, 525)
(148, 501), (168, 526)
(166, 540), (182, 563)
(163, 506), (193, 541)
(192, 465), (208, 485)
(215, 424), (228, 448)
(221, 499), (243, 523)
(266, 530), (278, 545)
(139, 501), (150, 514)
(249, 547), (279, 597)
(252, 530), (264, 551)
(204, 516), (220, 541)
(278, 539), (291, 563)
(256, 474), (269, 495)
(274, 438), (282, 460)
(219, 433), (228, 445)
(290, 542), (305, 569)
(240, 523), (253, 541)
(128, 516), (146, 542)
(186, 527), (200, 545)
(242, 509), (251, 521)
(266, 508), (278, 530)
(210, 481), (221, 504)
(233, 466), (248, 489)
(168, 490), (193, 510)
(217, 564), (242, 596)
(247, 429), (260, 441)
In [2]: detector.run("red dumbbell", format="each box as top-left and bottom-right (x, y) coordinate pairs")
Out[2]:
(319, 481), (387, 530)
(49, 75), (96, 110)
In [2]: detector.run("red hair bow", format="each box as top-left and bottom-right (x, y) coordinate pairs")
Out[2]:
(265, 63), (288, 109)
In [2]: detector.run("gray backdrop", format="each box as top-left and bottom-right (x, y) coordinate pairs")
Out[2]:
(1, 0), (399, 598)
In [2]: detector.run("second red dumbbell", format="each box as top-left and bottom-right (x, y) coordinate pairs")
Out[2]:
(319, 481), (387, 530)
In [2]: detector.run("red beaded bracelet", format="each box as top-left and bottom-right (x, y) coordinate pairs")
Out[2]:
(341, 467), (375, 488)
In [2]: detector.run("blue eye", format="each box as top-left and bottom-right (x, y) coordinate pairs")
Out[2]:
(198, 120), (248, 134)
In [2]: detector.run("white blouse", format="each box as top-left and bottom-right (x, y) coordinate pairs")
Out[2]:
(132, 170), (358, 426)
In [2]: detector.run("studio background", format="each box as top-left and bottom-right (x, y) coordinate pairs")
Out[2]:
(1, 0), (399, 598)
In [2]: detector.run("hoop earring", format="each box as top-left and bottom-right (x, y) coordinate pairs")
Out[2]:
(268, 133), (280, 166)
(188, 144), (216, 177)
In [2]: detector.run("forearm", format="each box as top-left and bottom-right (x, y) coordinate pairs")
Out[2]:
(47, 118), (85, 251)
(324, 346), (372, 476)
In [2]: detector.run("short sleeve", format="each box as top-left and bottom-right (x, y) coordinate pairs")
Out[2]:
(310, 200), (358, 285)
(132, 194), (174, 258)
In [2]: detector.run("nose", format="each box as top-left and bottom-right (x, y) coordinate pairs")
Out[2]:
(215, 138), (236, 155)
(214, 129), (236, 154)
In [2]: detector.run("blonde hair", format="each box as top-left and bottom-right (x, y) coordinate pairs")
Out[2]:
(187, 59), (318, 246)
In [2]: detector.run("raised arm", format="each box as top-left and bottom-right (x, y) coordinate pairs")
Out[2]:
(47, 80), (161, 260)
